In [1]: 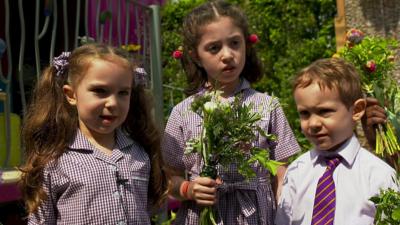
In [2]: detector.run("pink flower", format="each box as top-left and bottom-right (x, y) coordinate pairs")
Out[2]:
(248, 34), (259, 44)
(346, 28), (364, 45)
(172, 50), (183, 59)
(365, 60), (377, 73)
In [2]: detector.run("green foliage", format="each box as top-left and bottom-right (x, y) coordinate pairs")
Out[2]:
(339, 34), (398, 95)
(161, 0), (337, 152)
(370, 175), (400, 225)
(185, 91), (282, 179)
(152, 211), (176, 225)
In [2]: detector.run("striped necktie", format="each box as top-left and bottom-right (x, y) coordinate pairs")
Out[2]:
(311, 156), (341, 225)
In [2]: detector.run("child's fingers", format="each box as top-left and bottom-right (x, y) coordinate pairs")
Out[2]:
(365, 99), (385, 113)
(367, 117), (386, 127)
(191, 185), (217, 206)
(189, 177), (218, 206)
(364, 97), (387, 126)
(365, 105), (387, 124)
(369, 104), (386, 115)
(365, 97), (379, 106)
(194, 176), (217, 186)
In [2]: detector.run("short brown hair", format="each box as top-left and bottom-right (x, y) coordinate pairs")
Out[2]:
(293, 58), (364, 108)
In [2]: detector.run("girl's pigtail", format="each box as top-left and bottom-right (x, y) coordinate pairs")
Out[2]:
(181, 47), (207, 96)
(19, 54), (77, 213)
(123, 82), (169, 209)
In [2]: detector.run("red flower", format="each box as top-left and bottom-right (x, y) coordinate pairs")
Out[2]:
(365, 60), (377, 73)
(172, 50), (183, 59)
(248, 34), (259, 44)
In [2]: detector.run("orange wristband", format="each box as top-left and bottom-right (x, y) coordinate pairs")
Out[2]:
(180, 181), (192, 200)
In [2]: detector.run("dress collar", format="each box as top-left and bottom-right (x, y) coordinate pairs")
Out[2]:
(199, 78), (251, 97)
(69, 128), (133, 151)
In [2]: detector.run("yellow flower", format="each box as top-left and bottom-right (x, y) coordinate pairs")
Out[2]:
(121, 44), (141, 52)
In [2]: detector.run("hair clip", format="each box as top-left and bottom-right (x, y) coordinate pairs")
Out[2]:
(52, 52), (71, 77)
(248, 34), (259, 44)
(134, 67), (148, 87)
(172, 46), (183, 59)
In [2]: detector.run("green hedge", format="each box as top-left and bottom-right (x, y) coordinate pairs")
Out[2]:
(160, 0), (337, 152)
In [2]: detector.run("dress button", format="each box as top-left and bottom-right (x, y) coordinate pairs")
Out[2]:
(116, 221), (126, 225)
(113, 191), (120, 199)
(108, 164), (117, 171)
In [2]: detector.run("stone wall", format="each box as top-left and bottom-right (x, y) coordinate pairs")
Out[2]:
(344, 0), (400, 81)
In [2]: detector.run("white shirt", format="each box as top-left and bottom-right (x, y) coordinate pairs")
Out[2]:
(275, 134), (398, 225)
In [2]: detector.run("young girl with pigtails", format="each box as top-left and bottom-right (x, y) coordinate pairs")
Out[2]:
(19, 43), (168, 224)
(162, 1), (301, 224)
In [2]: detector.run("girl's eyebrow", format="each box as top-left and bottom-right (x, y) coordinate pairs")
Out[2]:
(228, 33), (243, 38)
(203, 34), (242, 44)
(88, 83), (132, 90)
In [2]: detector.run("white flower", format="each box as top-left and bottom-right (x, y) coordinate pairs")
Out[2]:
(204, 101), (218, 113)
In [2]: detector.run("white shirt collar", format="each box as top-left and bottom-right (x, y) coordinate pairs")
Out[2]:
(311, 134), (360, 167)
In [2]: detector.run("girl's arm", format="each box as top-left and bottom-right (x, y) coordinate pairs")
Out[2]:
(273, 162), (288, 202)
(28, 170), (58, 225)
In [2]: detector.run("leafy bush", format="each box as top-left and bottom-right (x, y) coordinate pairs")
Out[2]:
(160, 0), (337, 151)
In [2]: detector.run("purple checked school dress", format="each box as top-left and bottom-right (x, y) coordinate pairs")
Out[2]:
(28, 129), (152, 225)
(163, 79), (300, 225)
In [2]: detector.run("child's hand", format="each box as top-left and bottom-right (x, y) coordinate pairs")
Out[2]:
(187, 177), (218, 206)
(361, 97), (387, 147)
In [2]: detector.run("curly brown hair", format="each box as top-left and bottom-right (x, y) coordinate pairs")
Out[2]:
(181, 0), (263, 95)
(19, 43), (168, 213)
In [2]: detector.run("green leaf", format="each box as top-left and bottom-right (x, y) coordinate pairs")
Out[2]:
(263, 160), (285, 176)
(369, 196), (381, 204)
(392, 208), (400, 221)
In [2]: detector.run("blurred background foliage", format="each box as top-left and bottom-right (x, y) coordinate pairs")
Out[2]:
(160, 0), (337, 152)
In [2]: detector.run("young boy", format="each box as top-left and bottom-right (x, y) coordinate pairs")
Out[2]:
(275, 58), (398, 225)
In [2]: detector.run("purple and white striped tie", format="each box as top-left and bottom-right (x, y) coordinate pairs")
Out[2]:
(311, 156), (341, 225)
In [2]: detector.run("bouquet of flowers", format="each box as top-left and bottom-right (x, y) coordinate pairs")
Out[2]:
(337, 28), (400, 170)
(185, 90), (283, 225)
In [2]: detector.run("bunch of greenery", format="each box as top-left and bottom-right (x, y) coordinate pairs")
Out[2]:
(338, 29), (400, 170)
(185, 91), (283, 225)
(370, 175), (400, 225)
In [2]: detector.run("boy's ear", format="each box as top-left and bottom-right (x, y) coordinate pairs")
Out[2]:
(352, 98), (366, 121)
(63, 84), (77, 105)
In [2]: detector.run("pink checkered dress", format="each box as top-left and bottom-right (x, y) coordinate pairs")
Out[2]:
(28, 129), (152, 225)
(163, 79), (301, 225)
